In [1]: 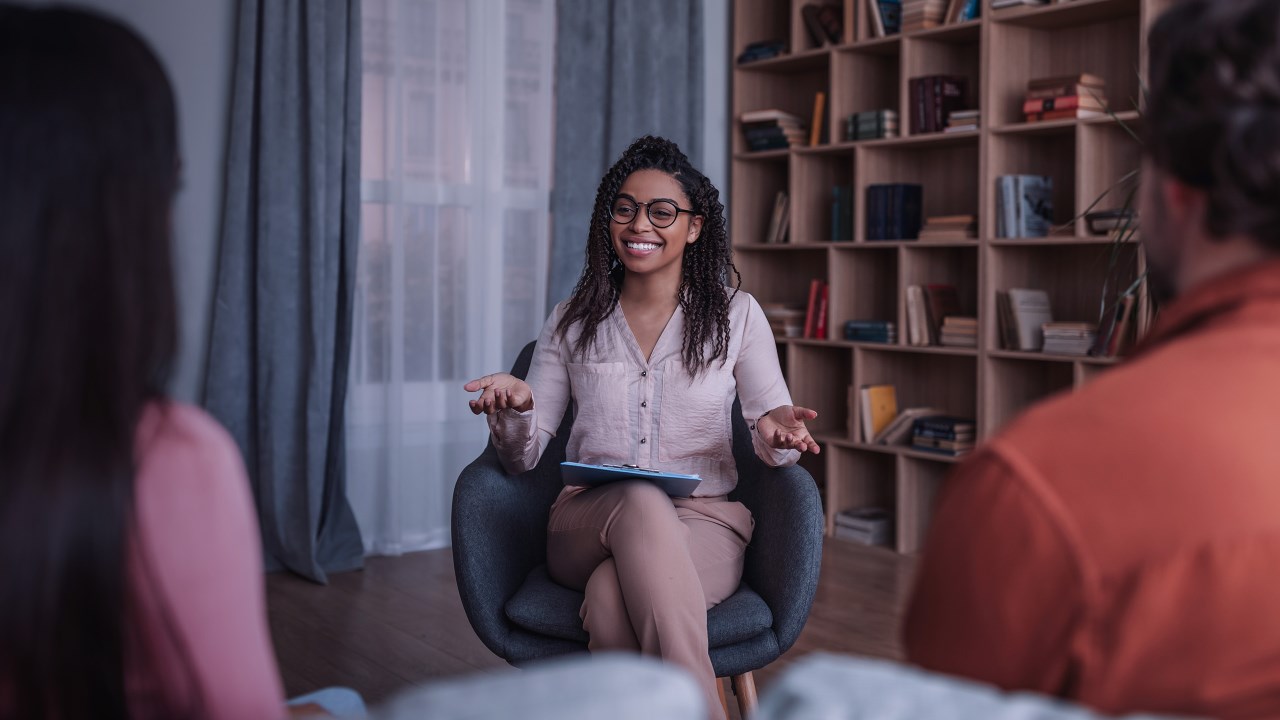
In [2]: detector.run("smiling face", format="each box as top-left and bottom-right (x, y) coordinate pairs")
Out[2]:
(609, 169), (703, 283)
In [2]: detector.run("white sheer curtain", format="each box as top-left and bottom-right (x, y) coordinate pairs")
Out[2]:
(349, 0), (554, 555)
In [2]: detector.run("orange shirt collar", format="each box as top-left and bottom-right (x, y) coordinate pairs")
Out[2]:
(1132, 257), (1280, 358)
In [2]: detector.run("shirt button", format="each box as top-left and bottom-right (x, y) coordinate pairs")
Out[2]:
(641, 401), (648, 408)
(641, 371), (647, 377)
(640, 438), (647, 444)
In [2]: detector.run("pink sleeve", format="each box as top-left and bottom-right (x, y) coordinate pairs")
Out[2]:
(133, 405), (286, 720)
(735, 294), (800, 467)
(488, 304), (571, 474)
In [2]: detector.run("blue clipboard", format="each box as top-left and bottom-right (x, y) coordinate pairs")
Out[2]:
(560, 461), (702, 498)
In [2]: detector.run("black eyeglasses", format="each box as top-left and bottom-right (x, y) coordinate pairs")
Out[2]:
(609, 198), (696, 229)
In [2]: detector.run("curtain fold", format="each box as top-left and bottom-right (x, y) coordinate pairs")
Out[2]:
(204, 0), (365, 583)
(547, 0), (705, 307)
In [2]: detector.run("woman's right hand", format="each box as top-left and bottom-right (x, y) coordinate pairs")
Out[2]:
(464, 372), (533, 415)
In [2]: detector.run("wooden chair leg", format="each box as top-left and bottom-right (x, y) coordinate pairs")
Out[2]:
(717, 676), (731, 719)
(731, 672), (758, 717)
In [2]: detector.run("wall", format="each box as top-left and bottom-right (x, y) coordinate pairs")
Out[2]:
(34, 0), (238, 403)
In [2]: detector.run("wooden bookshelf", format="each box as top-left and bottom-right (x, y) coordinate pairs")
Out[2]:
(730, 0), (1174, 553)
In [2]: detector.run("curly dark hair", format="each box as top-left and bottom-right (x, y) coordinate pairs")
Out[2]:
(1145, 0), (1280, 250)
(556, 135), (740, 373)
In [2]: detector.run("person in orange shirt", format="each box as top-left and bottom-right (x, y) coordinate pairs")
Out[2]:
(903, 1), (1280, 718)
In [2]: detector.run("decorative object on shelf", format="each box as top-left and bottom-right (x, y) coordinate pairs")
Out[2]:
(902, 0), (948, 32)
(996, 174), (1053, 238)
(909, 75), (968, 134)
(736, 40), (787, 65)
(866, 183), (923, 240)
(859, 384), (899, 443)
(740, 109), (806, 152)
(1041, 322), (1097, 356)
(801, 2), (844, 48)
(845, 109), (899, 141)
(1086, 208), (1137, 235)
(833, 508), (892, 546)
(1090, 293), (1136, 357)
(843, 320), (897, 344)
(919, 214), (977, 241)
(1024, 73), (1109, 122)
(868, 0), (902, 37)
(911, 416), (976, 456)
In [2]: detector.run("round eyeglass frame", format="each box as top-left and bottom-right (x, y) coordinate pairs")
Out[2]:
(609, 198), (697, 229)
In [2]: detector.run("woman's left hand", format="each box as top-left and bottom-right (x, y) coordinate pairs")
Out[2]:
(757, 405), (821, 455)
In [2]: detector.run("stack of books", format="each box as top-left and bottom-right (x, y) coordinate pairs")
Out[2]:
(761, 302), (807, 338)
(939, 316), (977, 347)
(918, 213), (976, 241)
(996, 174), (1054, 238)
(1042, 322), (1097, 356)
(902, 0), (948, 32)
(736, 40), (788, 65)
(912, 416), (976, 456)
(908, 75), (969, 134)
(834, 508), (892, 546)
(740, 109), (807, 152)
(874, 406), (944, 445)
(844, 109), (899, 141)
(1024, 73), (1108, 122)
(844, 320), (897, 344)
(945, 108), (980, 132)
(866, 183), (923, 241)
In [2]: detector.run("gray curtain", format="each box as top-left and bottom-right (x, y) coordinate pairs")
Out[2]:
(547, 0), (704, 307)
(204, 0), (364, 583)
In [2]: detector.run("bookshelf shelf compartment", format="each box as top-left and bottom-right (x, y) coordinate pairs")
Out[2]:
(828, 447), (898, 542)
(854, 349), (978, 444)
(788, 344), (853, 439)
(897, 458), (952, 554)
(989, 132), (1078, 235)
(983, 356), (1075, 435)
(832, 245), (897, 339)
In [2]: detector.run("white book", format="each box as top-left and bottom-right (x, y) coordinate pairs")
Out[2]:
(1007, 288), (1054, 351)
(905, 285), (929, 346)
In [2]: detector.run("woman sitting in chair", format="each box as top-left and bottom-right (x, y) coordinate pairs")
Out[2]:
(465, 136), (819, 716)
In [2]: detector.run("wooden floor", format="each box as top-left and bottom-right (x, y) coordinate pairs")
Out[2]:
(266, 539), (916, 711)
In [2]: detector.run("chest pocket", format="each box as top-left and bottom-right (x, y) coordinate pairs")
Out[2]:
(658, 359), (731, 463)
(567, 362), (629, 458)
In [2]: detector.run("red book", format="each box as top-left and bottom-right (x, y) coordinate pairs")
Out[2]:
(803, 279), (823, 339)
(1022, 95), (1103, 114)
(814, 283), (830, 340)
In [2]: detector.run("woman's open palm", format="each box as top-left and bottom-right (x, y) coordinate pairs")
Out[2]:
(757, 405), (821, 455)
(464, 372), (533, 415)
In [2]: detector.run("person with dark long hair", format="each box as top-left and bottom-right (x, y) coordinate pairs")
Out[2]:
(465, 136), (820, 717)
(0, 6), (288, 719)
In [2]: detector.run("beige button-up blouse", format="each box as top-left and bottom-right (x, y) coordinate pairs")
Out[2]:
(488, 288), (799, 497)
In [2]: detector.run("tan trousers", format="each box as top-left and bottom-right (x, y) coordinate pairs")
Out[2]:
(547, 481), (754, 718)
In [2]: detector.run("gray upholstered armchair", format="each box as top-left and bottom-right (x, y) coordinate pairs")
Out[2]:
(451, 341), (824, 716)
